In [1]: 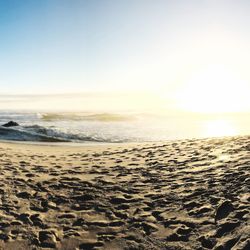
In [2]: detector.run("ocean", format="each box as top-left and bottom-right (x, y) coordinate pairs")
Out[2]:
(0, 111), (249, 143)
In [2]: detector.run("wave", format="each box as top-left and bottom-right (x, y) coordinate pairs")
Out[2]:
(0, 125), (126, 143)
(40, 112), (135, 122)
(0, 126), (69, 142)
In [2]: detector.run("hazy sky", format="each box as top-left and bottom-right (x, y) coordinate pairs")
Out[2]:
(1, 0), (250, 112)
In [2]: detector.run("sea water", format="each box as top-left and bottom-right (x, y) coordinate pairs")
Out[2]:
(0, 111), (249, 143)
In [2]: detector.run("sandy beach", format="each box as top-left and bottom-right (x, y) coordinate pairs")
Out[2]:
(0, 136), (248, 250)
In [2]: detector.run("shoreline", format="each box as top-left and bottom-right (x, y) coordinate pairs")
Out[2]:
(0, 133), (245, 146)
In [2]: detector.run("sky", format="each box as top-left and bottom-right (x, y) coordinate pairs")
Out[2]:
(1, 0), (250, 112)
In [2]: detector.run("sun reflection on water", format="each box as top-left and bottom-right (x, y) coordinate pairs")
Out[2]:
(202, 119), (237, 138)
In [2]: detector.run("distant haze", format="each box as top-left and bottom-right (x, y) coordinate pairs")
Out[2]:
(0, 92), (167, 112)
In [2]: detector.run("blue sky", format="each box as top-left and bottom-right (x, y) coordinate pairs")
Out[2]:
(1, 0), (250, 112)
(0, 0), (87, 94)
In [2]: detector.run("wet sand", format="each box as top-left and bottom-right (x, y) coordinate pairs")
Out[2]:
(0, 136), (249, 249)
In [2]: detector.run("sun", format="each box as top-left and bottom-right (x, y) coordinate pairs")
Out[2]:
(175, 65), (249, 114)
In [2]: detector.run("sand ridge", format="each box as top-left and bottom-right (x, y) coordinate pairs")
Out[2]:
(0, 136), (248, 249)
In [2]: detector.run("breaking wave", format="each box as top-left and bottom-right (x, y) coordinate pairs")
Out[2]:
(40, 112), (135, 122)
(0, 125), (126, 143)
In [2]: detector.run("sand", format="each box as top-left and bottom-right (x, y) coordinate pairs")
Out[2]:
(0, 136), (248, 250)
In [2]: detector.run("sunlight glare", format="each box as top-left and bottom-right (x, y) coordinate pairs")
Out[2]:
(202, 119), (237, 138)
(175, 65), (249, 113)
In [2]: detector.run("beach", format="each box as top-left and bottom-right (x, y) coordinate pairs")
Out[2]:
(0, 136), (249, 250)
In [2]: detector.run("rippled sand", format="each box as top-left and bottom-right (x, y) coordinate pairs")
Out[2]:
(0, 136), (249, 249)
